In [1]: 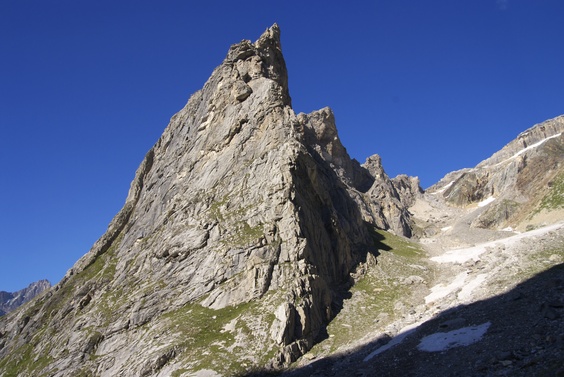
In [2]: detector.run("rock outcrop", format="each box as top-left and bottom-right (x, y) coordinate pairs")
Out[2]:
(0, 24), (417, 376)
(298, 107), (421, 237)
(428, 115), (564, 230)
(359, 155), (421, 237)
(280, 115), (564, 377)
(0, 280), (50, 316)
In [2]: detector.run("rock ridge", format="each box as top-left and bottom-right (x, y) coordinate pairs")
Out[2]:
(0, 280), (51, 316)
(0, 24), (418, 376)
(426, 115), (564, 231)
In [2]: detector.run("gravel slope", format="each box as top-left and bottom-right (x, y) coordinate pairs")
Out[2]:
(276, 194), (564, 377)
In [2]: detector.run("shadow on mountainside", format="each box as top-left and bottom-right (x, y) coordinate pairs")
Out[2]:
(240, 263), (564, 377)
(310, 224), (387, 348)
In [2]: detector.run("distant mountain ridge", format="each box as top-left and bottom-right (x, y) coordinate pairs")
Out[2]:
(0, 280), (50, 316)
(427, 115), (564, 231)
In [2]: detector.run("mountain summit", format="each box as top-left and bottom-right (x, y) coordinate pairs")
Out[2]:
(0, 25), (418, 376)
(3, 24), (560, 377)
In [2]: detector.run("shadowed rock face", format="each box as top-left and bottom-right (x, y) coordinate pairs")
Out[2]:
(0, 24), (418, 376)
(298, 108), (419, 237)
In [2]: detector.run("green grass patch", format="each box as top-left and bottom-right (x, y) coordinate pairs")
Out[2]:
(160, 297), (278, 375)
(369, 227), (424, 258)
(210, 195), (229, 221)
(0, 233), (125, 376)
(308, 227), (429, 356)
(536, 173), (564, 212)
(224, 222), (264, 247)
(0, 341), (54, 377)
(321, 275), (407, 353)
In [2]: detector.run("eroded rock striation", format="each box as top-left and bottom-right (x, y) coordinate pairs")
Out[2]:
(428, 115), (564, 230)
(0, 24), (418, 376)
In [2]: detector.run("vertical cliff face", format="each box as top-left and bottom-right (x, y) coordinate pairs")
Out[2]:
(0, 25), (417, 376)
(297, 107), (420, 237)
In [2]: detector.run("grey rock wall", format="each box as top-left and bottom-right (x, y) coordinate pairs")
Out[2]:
(0, 24), (417, 376)
(429, 115), (564, 230)
(0, 280), (50, 316)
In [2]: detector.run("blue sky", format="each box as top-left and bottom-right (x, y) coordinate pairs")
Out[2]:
(1, 1), (563, 292)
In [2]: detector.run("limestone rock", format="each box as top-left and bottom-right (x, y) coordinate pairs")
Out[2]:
(0, 280), (51, 316)
(429, 115), (564, 230)
(0, 24), (413, 377)
(360, 154), (421, 237)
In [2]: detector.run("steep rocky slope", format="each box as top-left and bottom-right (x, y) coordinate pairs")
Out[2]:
(0, 280), (50, 316)
(0, 25), (418, 377)
(0, 24), (562, 377)
(283, 225), (564, 377)
(281, 117), (564, 376)
(427, 116), (564, 232)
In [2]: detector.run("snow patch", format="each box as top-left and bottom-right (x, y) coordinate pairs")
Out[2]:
(431, 244), (487, 264)
(417, 322), (491, 352)
(432, 222), (564, 265)
(433, 181), (454, 194)
(477, 196), (495, 207)
(458, 273), (488, 302)
(425, 272), (467, 304)
(363, 321), (423, 362)
(514, 133), (561, 158)
(490, 133), (562, 167)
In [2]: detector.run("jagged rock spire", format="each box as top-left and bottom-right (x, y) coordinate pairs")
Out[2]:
(225, 23), (291, 106)
(0, 25), (419, 376)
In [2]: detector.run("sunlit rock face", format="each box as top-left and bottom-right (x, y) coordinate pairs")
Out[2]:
(428, 116), (564, 230)
(0, 280), (51, 316)
(0, 24), (418, 376)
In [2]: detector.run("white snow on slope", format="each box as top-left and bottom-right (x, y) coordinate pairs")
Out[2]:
(432, 181), (453, 195)
(425, 272), (488, 304)
(417, 322), (491, 352)
(361, 222), (563, 363)
(430, 244), (487, 264)
(489, 133), (562, 167)
(425, 272), (467, 304)
(477, 196), (495, 207)
(457, 273), (488, 302)
(363, 321), (423, 362)
(513, 133), (561, 158)
(431, 222), (564, 264)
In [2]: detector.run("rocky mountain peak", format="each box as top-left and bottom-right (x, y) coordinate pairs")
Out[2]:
(0, 25), (420, 376)
(1, 23), (562, 377)
(225, 23), (290, 107)
(298, 107), (374, 192)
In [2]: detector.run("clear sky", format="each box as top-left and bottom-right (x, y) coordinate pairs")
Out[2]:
(1, 1), (563, 292)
